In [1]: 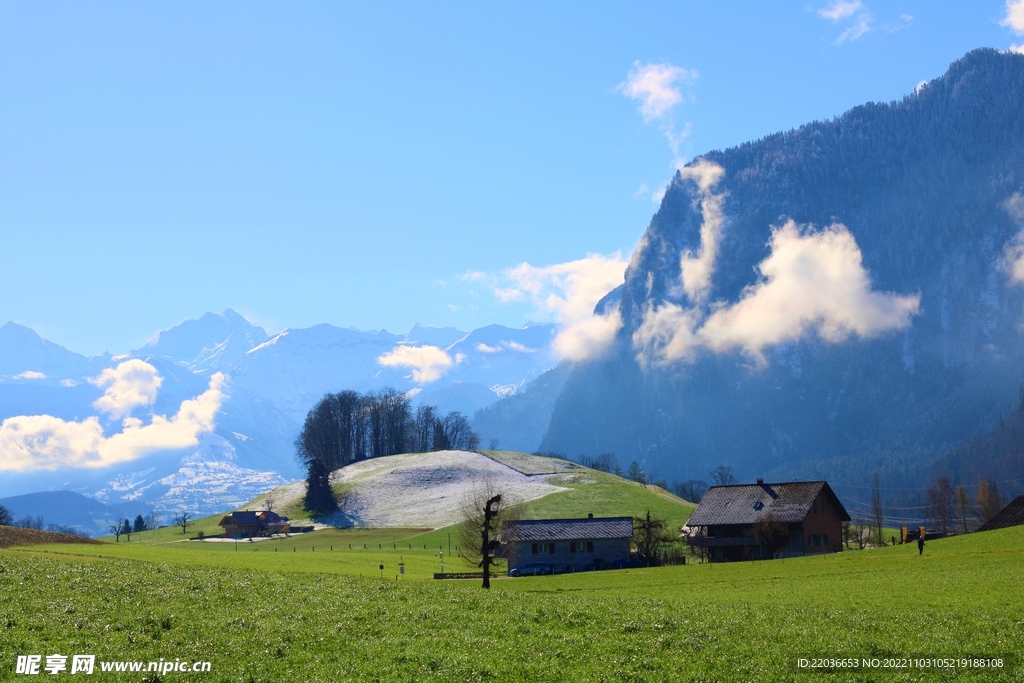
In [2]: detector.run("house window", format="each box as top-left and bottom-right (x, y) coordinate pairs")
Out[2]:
(808, 534), (829, 546)
(570, 541), (593, 553)
(533, 542), (556, 554)
(549, 543), (556, 555)
(531, 543), (538, 555)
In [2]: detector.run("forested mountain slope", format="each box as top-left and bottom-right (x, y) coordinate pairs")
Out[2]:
(541, 49), (1024, 489)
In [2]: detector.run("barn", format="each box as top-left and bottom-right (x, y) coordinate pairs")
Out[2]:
(684, 479), (850, 562)
(976, 495), (1024, 532)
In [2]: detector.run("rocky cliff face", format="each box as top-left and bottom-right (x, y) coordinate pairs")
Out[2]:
(541, 49), (1024, 486)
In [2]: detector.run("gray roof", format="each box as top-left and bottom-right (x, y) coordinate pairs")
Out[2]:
(502, 517), (633, 542)
(977, 495), (1024, 532)
(685, 481), (850, 527)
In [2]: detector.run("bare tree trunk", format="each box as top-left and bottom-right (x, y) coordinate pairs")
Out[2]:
(480, 494), (501, 589)
(871, 472), (883, 546)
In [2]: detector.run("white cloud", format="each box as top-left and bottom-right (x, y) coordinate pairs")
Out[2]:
(553, 308), (624, 362)
(14, 371), (46, 380)
(505, 341), (536, 353)
(475, 341), (536, 354)
(60, 379), (78, 387)
(0, 372), (226, 472)
(818, 0), (862, 21)
(837, 15), (873, 43)
(378, 345), (453, 383)
(89, 359), (163, 418)
(1002, 0), (1024, 34)
(618, 62), (697, 123)
(1011, 44), (1024, 54)
(632, 303), (703, 366)
(495, 254), (628, 361)
(678, 159), (727, 303)
(620, 62), (698, 199)
(816, 0), (873, 43)
(634, 221), (921, 367)
(999, 193), (1024, 283)
(500, 254), (627, 323)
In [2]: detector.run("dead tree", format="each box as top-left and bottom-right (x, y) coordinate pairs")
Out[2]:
(108, 522), (124, 542)
(480, 494), (501, 589)
(871, 472), (884, 546)
(753, 514), (791, 559)
(173, 512), (194, 535)
(927, 477), (956, 535)
(680, 524), (707, 563)
(633, 511), (672, 566)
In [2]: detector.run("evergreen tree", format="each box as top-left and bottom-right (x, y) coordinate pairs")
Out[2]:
(627, 461), (647, 484)
(304, 460), (337, 515)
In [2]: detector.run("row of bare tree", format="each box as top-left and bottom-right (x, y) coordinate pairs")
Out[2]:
(926, 476), (1005, 535)
(297, 388), (481, 514)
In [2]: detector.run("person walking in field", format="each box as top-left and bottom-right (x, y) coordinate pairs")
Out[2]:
(917, 536), (925, 555)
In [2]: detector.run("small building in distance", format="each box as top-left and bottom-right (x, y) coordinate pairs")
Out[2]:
(502, 515), (633, 574)
(976, 495), (1024, 532)
(219, 510), (288, 538)
(684, 479), (850, 562)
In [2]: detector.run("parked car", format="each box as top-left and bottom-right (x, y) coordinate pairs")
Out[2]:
(508, 563), (552, 577)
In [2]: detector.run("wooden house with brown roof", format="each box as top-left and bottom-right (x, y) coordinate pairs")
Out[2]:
(684, 479), (850, 562)
(218, 510), (288, 538)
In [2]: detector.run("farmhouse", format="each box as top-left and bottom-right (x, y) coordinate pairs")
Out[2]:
(502, 515), (633, 573)
(684, 479), (850, 562)
(976, 495), (1024, 532)
(218, 510), (288, 538)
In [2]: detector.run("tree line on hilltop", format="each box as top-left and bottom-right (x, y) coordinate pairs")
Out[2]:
(297, 388), (481, 514)
(0, 506), (89, 537)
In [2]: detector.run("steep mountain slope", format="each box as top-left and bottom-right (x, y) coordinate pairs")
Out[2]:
(927, 383), (1024, 498)
(471, 362), (572, 453)
(541, 49), (1024, 486)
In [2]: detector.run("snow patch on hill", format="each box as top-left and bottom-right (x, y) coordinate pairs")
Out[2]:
(260, 450), (568, 529)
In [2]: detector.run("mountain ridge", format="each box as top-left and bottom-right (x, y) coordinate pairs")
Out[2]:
(539, 48), (1024, 496)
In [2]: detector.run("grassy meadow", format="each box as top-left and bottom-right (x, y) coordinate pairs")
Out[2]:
(2, 458), (1019, 681)
(2, 524), (1022, 682)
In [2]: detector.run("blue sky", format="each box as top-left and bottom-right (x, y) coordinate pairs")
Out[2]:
(1, 1), (1021, 355)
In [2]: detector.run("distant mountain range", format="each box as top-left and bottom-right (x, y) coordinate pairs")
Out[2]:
(0, 312), (558, 521)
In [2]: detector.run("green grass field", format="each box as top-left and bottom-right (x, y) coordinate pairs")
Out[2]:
(4, 459), (1018, 681)
(2, 525), (1021, 682)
